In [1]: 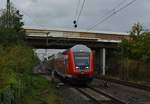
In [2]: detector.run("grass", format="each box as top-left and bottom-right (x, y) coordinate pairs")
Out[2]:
(0, 44), (64, 104)
(23, 75), (64, 104)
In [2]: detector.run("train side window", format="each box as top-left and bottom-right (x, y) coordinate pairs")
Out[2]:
(64, 58), (66, 65)
(64, 56), (68, 65)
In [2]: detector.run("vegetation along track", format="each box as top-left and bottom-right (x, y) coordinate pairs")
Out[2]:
(75, 87), (126, 104)
(97, 76), (150, 91)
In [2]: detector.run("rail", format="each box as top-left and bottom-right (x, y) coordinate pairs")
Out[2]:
(75, 87), (126, 104)
(97, 76), (150, 91)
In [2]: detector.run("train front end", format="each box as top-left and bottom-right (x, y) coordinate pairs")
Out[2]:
(68, 45), (94, 84)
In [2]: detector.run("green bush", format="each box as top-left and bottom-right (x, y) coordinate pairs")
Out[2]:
(0, 44), (37, 88)
(23, 75), (60, 104)
(116, 32), (150, 81)
(0, 28), (25, 45)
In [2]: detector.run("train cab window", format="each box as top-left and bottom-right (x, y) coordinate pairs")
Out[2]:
(64, 58), (67, 65)
(72, 45), (91, 70)
(74, 56), (89, 66)
(74, 52), (90, 70)
(64, 56), (68, 65)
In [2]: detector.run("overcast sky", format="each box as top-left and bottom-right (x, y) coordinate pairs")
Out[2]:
(0, 0), (150, 32)
(1, 0), (150, 60)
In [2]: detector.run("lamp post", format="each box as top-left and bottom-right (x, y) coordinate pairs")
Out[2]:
(45, 32), (50, 60)
(6, 0), (11, 28)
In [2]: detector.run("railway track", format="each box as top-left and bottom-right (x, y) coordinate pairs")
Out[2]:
(75, 87), (127, 104)
(97, 76), (150, 92)
(42, 74), (150, 104)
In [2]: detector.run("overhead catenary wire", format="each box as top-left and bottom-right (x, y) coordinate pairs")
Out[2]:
(76, 0), (86, 23)
(74, 0), (81, 21)
(87, 0), (138, 30)
(87, 0), (128, 29)
(73, 0), (86, 28)
(104, 0), (128, 16)
(73, 0), (81, 28)
(23, 11), (38, 25)
(112, 0), (128, 11)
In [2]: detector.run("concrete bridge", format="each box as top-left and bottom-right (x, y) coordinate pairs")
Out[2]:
(24, 27), (129, 75)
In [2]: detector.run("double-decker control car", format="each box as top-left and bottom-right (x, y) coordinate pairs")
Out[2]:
(47, 44), (94, 84)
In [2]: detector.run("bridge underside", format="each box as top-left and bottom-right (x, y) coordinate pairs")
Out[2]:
(26, 36), (121, 76)
(25, 36), (119, 49)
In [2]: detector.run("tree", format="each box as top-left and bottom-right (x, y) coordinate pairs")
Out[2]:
(121, 23), (150, 62)
(118, 23), (150, 81)
(130, 22), (144, 41)
(130, 22), (143, 36)
(0, 2), (25, 44)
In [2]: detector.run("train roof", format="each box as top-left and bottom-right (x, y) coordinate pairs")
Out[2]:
(71, 44), (91, 52)
(47, 45), (91, 58)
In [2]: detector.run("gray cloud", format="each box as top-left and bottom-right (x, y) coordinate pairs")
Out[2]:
(0, 0), (150, 32)
(1, 0), (150, 60)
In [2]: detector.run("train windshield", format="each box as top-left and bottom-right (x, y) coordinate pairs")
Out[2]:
(72, 45), (91, 69)
(74, 53), (90, 67)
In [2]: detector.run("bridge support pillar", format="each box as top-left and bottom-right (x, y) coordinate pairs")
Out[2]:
(101, 48), (106, 76)
(95, 48), (106, 76)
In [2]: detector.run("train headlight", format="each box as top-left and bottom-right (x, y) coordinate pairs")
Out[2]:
(85, 66), (89, 69)
(76, 66), (79, 69)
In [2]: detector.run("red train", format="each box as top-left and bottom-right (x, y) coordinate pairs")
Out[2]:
(47, 44), (94, 84)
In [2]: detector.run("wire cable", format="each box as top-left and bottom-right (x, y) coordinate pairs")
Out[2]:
(112, 0), (128, 11)
(89, 0), (128, 29)
(74, 0), (81, 21)
(88, 0), (127, 29)
(22, 9), (43, 27)
(76, 0), (86, 24)
(87, 0), (137, 30)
